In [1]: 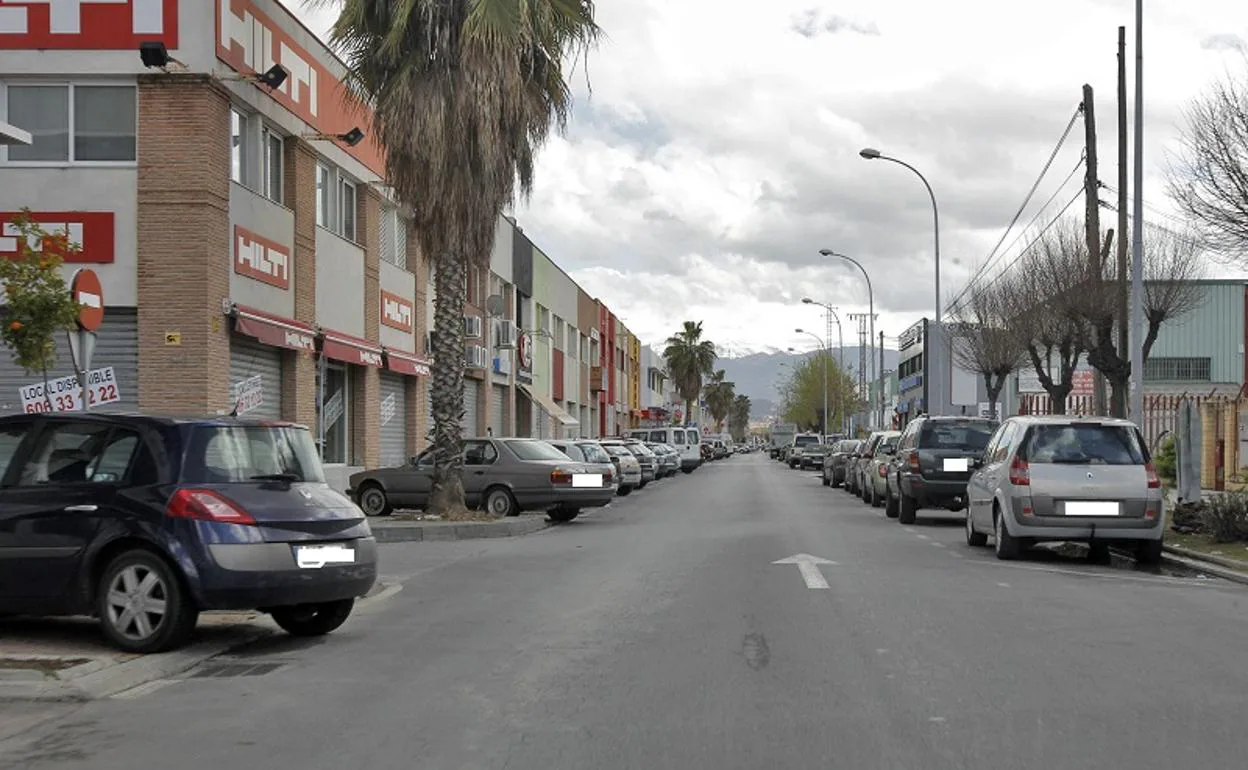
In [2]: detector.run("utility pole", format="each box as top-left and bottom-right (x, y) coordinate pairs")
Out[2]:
(1129, 0), (1146, 423)
(1083, 83), (1104, 416)
(878, 330), (886, 429)
(1116, 25), (1130, 419)
(849, 313), (869, 426)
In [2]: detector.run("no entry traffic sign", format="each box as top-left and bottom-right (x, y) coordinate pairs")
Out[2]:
(71, 268), (104, 331)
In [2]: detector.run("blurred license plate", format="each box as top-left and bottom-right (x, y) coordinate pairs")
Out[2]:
(943, 458), (969, 472)
(1064, 501), (1120, 517)
(295, 544), (355, 568)
(573, 473), (604, 488)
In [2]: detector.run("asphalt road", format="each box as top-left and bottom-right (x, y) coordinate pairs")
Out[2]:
(4, 453), (1248, 769)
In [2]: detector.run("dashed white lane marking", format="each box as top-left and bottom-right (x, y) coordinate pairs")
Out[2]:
(903, 527), (917, 533)
(915, 534), (930, 540)
(948, 552), (964, 558)
(997, 582), (1011, 588)
(111, 679), (177, 699)
(929, 717), (947, 723)
(930, 542), (945, 548)
(969, 559), (1218, 586)
(875, 648), (889, 654)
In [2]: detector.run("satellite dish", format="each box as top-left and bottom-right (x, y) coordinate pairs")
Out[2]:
(485, 294), (504, 316)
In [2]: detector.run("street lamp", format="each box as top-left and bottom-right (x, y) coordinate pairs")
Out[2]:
(817, 249), (878, 427)
(795, 329), (829, 438)
(801, 298), (846, 433)
(858, 146), (942, 415)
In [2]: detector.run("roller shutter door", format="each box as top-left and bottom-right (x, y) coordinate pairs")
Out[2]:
(490, 384), (506, 436)
(379, 371), (407, 467)
(462, 378), (480, 436)
(0, 308), (139, 415)
(229, 335), (282, 419)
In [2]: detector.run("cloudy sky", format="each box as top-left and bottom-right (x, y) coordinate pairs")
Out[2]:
(295, 0), (1248, 356)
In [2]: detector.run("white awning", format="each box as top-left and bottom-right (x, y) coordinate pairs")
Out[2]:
(517, 383), (578, 427)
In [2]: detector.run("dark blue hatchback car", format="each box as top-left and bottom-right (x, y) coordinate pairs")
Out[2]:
(0, 413), (378, 653)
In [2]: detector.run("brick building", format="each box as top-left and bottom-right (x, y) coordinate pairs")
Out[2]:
(0, 0), (430, 490)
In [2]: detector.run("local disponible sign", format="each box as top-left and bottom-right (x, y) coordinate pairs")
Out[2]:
(20, 367), (120, 413)
(230, 375), (264, 415)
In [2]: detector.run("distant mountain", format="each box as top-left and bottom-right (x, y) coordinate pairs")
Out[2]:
(715, 348), (901, 419)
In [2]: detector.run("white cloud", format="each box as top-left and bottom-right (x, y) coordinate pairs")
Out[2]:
(293, 0), (1248, 353)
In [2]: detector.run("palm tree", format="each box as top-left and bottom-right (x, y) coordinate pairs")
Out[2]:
(703, 369), (735, 433)
(728, 394), (751, 441)
(324, 1), (600, 518)
(662, 321), (716, 427)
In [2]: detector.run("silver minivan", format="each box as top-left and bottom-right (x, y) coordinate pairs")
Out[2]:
(964, 416), (1165, 563)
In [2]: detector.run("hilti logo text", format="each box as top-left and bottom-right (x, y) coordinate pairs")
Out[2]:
(381, 291), (413, 332)
(233, 226), (290, 290)
(360, 350), (383, 367)
(0, 221), (83, 254)
(286, 330), (315, 351)
(219, 0), (317, 117)
(0, 0), (162, 35)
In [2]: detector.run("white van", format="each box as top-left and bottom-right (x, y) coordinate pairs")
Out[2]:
(628, 426), (702, 472)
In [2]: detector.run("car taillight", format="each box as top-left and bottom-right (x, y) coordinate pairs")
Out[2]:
(1145, 462), (1161, 489)
(166, 488), (256, 525)
(1008, 456), (1030, 486)
(908, 451), (920, 472)
(604, 469), (613, 484)
(551, 469), (573, 485)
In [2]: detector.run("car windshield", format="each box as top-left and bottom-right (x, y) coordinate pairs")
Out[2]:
(1023, 423), (1146, 465)
(181, 425), (325, 483)
(602, 444), (631, 458)
(794, 435), (820, 447)
(505, 439), (570, 462)
(627, 443), (656, 457)
(920, 421), (996, 451)
(577, 443), (611, 463)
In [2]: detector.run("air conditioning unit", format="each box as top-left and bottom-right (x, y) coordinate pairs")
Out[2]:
(464, 344), (489, 369)
(494, 319), (517, 348)
(463, 315), (483, 338)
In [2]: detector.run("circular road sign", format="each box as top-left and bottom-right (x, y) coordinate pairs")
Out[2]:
(71, 268), (104, 331)
(517, 331), (533, 370)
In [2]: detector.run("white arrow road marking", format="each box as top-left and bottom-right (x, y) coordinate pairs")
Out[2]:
(773, 553), (837, 589)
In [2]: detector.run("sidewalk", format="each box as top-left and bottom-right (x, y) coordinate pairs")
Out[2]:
(0, 580), (397, 702)
(371, 513), (552, 542)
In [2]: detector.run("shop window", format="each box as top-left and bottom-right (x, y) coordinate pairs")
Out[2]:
(4, 83), (136, 164)
(1144, 357), (1211, 382)
(230, 109), (247, 184)
(262, 126), (283, 203)
(317, 362), (351, 464)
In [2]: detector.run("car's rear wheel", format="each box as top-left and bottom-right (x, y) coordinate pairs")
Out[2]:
(885, 486), (900, 518)
(548, 508), (580, 523)
(994, 508), (1021, 560)
(357, 483), (392, 517)
(618, 485), (633, 496)
(271, 599), (354, 637)
(898, 493), (917, 525)
(97, 549), (198, 654)
(965, 510), (988, 546)
(1136, 537), (1164, 566)
(821, 473), (830, 487)
(484, 486), (518, 517)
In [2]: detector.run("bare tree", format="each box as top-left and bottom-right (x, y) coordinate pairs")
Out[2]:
(1141, 225), (1205, 360)
(950, 279), (1027, 420)
(1166, 71), (1248, 262)
(1000, 217), (1089, 415)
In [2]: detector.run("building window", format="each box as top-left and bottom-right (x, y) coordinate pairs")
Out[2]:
(1143, 357), (1211, 382)
(379, 205), (408, 269)
(317, 361), (351, 464)
(230, 109), (247, 184)
(316, 164), (332, 227)
(262, 127), (283, 203)
(4, 84), (137, 164)
(339, 178), (357, 241)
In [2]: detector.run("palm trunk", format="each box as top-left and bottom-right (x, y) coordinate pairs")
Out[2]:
(684, 398), (693, 426)
(428, 252), (470, 518)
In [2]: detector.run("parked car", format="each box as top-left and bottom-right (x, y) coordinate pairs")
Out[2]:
(599, 442), (643, 495)
(0, 413), (377, 653)
(613, 439), (659, 486)
(822, 439), (861, 487)
(964, 416), (1165, 563)
(348, 437), (616, 521)
(547, 439), (620, 494)
(788, 434), (822, 468)
(861, 431), (902, 508)
(629, 427), (702, 472)
(646, 443), (681, 478)
(846, 432), (889, 495)
(885, 415), (998, 524)
(700, 442), (714, 462)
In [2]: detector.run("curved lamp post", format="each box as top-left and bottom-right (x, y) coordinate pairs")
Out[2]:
(817, 249), (878, 427)
(858, 146), (942, 414)
(795, 329), (829, 438)
(801, 298), (846, 433)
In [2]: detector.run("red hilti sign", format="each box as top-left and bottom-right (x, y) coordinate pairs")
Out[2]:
(380, 290), (414, 333)
(0, 212), (114, 263)
(0, 0), (178, 49)
(233, 226), (290, 290)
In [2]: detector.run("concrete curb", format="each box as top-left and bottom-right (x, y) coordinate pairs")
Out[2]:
(1162, 546), (1248, 587)
(371, 514), (552, 543)
(0, 579), (401, 702)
